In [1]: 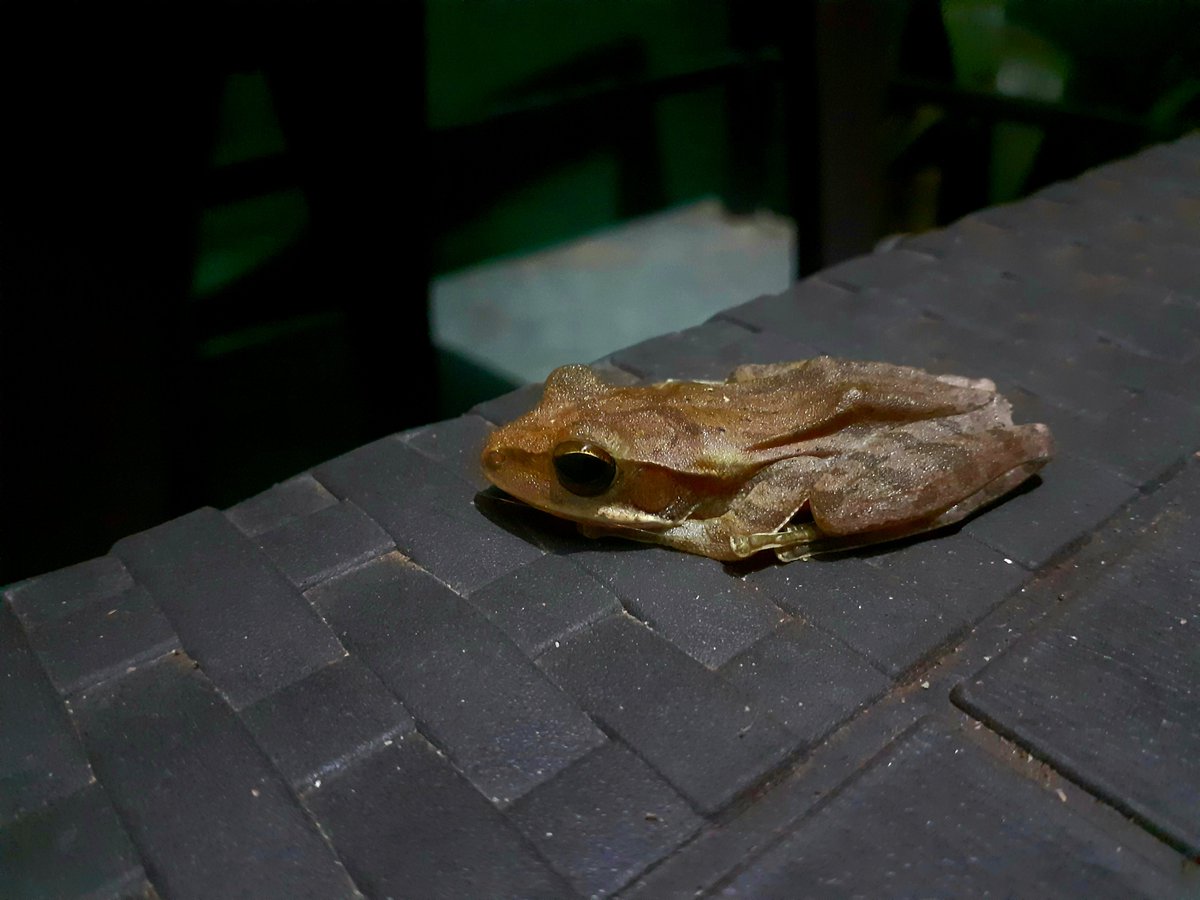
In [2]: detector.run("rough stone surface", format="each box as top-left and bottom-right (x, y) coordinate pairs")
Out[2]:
(0, 784), (148, 900)
(0, 605), (94, 827)
(239, 655), (415, 792)
(719, 619), (890, 744)
(467, 553), (621, 657)
(540, 614), (799, 813)
(314, 436), (543, 594)
(956, 464), (1200, 856)
(255, 500), (395, 590)
(720, 720), (1183, 898)
(7, 138), (1200, 897)
(23, 584), (179, 696)
(308, 553), (605, 805)
(608, 318), (817, 382)
(960, 453), (1139, 569)
(113, 508), (346, 710)
(72, 654), (358, 900)
(747, 555), (967, 678)
(508, 742), (703, 897)
(4, 555), (132, 627)
(224, 474), (338, 537)
(402, 413), (496, 490)
(572, 546), (788, 669)
(305, 734), (571, 899)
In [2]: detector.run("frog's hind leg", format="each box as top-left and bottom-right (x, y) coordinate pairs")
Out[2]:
(792, 422), (1054, 560)
(764, 454), (1046, 561)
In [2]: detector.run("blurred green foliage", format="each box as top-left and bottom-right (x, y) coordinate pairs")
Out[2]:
(192, 0), (1200, 300)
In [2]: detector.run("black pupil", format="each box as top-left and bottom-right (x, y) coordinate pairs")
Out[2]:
(554, 451), (615, 496)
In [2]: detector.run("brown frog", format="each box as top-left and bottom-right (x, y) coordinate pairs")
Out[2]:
(480, 358), (1054, 561)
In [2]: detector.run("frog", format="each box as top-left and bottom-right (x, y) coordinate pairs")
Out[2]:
(480, 357), (1054, 562)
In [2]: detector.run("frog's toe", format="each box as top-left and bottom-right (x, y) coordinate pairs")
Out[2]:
(732, 523), (825, 560)
(935, 373), (996, 392)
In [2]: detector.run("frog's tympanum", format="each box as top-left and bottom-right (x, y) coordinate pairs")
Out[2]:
(481, 358), (1054, 562)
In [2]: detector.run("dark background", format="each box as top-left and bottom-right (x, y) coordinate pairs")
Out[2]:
(3, 0), (1198, 584)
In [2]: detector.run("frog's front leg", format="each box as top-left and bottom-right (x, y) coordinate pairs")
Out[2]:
(644, 456), (828, 561)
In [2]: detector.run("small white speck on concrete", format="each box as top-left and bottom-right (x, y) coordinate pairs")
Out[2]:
(1003, 558), (1013, 565)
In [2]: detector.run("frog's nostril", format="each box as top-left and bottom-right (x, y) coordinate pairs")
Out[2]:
(483, 450), (505, 472)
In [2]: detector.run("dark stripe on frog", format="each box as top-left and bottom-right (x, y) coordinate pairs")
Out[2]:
(745, 395), (990, 453)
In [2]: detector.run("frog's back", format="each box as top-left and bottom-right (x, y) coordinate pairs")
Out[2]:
(668, 357), (1000, 456)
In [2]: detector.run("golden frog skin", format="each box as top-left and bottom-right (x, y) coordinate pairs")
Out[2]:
(480, 358), (1054, 562)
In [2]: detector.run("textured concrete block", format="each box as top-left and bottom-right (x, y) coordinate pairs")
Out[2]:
(24, 585), (179, 696)
(957, 493), (1200, 855)
(0, 784), (148, 900)
(73, 654), (357, 900)
(573, 546), (787, 668)
(720, 619), (889, 744)
(717, 278), (906, 359)
(403, 414), (496, 490)
(0, 606), (93, 826)
(1076, 390), (1200, 486)
(4, 556), (132, 627)
(306, 735), (570, 899)
(470, 382), (544, 426)
(309, 554), (604, 805)
(240, 656), (415, 792)
(541, 614), (798, 813)
(509, 742), (703, 897)
(747, 557), (964, 679)
(609, 318), (816, 381)
(113, 508), (345, 709)
(866, 529), (1032, 626)
(256, 500), (395, 590)
(314, 436), (543, 594)
(224, 474), (338, 537)
(722, 720), (1182, 897)
(467, 554), (621, 657)
(961, 454), (1139, 569)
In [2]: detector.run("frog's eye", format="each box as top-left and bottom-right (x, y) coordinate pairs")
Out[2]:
(552, 441), (616, 496)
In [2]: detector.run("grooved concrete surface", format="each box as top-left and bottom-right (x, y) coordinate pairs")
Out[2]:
(5, 137), (1200, 897)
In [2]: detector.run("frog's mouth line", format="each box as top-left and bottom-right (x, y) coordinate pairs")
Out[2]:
(501, 490), (681, 534)
(589, 503), (677, 531)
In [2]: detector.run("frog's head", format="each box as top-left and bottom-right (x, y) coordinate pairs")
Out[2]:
(481, 365), (748, 533)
